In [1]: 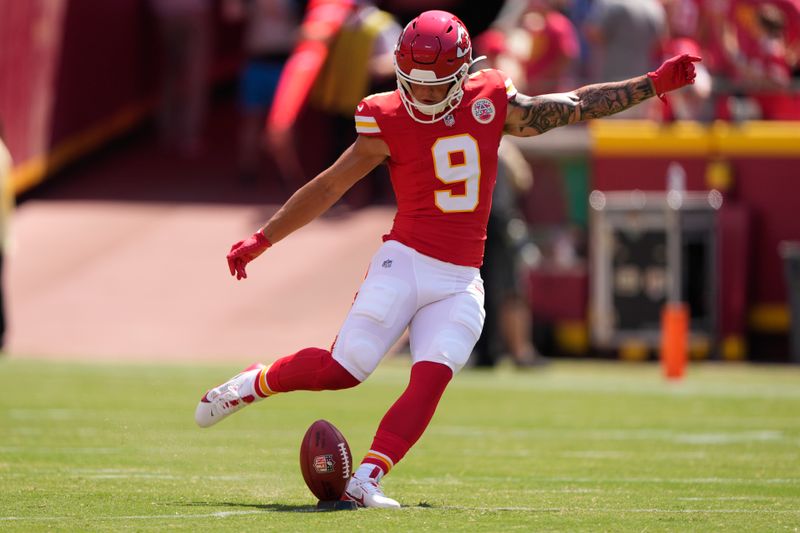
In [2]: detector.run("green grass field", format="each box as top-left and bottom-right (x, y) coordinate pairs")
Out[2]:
(1, 357), (799, 532)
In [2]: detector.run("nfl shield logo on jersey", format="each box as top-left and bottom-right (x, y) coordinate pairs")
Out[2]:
(444, 114), (455, 127)
(471, 98), (495, 124)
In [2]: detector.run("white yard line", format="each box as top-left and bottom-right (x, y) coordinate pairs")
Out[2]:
(2, 507), (799, 522)
(677, 496), (773, 501)
(434, 507), (800, 514)
(0, 510), (267, 522)
(0, 446), (118, 454)
(455, 375), (800, 400)
(434, 426), (788, 444)
(528, 476), (800, 485)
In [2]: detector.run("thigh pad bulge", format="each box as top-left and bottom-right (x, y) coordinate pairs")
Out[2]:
(351, 275), (408, 327)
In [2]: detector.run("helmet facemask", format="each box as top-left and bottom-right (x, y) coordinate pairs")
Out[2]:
(395, 62), (470, 124)
(393, 11), (476, 124)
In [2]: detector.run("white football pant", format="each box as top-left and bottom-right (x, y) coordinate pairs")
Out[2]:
(332, 240), (485, 381)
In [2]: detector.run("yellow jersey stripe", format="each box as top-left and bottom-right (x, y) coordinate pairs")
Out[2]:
(505, 78), (517, 97)
(355, 125), (381, 133)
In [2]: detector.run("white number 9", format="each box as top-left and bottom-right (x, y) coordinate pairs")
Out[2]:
(432, 134), (481, 213)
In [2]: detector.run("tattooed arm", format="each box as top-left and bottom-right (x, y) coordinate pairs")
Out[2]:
(504, 75), (655, 137)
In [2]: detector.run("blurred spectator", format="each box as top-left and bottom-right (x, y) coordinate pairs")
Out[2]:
(473, 29), (526, 98)
(222, 0), (300, 182)
(583, 0), (668, 118)
(748, 2), (800, 119)
(662, 0), (702, 39)
(658, 37), (713, 120)
(470, 31), (546, 368)
(703, 0), (739, 80)
(722, 1), (799, 119)
(149, 0), (213, 157)
(307, 5), (399, 116)
(492, 0), (530, 32)
(474, 138), (545, 368)
(502, 0), (580, 95)
(564, 0), (595, 84)
(0, 123), (13, 350)
(659, 0), (713, 120)
(266, 0), (401, 202)
(264, 0), (356, 189)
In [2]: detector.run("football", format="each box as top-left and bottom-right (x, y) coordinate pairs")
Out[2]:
(299, 419), (353, 502)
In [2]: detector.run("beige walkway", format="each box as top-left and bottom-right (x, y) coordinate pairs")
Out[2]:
(6, 201), (395, 363)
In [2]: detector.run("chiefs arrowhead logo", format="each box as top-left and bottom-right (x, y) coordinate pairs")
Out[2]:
(455, 25), (470, 58)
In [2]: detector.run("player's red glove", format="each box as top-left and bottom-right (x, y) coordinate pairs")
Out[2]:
(647, 54), (701, 102)
(227, 230), (271, 280)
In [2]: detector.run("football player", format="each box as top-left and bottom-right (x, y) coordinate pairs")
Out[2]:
(196, 10), (700, 508)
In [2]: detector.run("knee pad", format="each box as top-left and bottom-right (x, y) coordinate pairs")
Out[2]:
(416, 298), (485, 374)
(429, 329), (474, 374)
(333, 328), (385, 382)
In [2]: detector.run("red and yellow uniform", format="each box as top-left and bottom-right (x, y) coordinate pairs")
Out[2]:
(354, 68), (517, 268)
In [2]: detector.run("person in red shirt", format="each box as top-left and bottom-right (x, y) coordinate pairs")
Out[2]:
(514, 0), (580, 95)
(706, 0), (800, 120)
(195, 10), (699, 508)
(734, 2), (799, 119)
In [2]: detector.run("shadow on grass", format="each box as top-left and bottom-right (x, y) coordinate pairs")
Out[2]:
(183, 500), (440, 512)
(184, 501), (317, 513)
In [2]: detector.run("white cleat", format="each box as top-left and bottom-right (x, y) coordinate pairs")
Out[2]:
(195, 363), (265, 428)
(343, 475), (401, 509)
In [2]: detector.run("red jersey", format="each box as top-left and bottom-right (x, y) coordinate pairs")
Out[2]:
(354, 69), (516, 267)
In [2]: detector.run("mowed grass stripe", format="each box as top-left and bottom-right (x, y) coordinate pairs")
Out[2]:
(3, 506), (800, 522)
(1, 358), (799, 532)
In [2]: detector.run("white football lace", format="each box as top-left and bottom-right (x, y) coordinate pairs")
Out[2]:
(212, 388), (242, 412)
(337, 443), (351, 479)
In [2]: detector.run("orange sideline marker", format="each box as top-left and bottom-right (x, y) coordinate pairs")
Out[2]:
(660, 302), (689, 380)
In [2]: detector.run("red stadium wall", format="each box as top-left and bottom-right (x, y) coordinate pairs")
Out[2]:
(0, 0), (239, 195)
(49, 0), (156, 146)
(590, 121), (800, 359)
(0, 0), (157, 193)
(0, 0), (68, 165)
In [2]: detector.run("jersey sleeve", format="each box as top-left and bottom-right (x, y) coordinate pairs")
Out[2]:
(497, 69), (518, 100)
(354, 98), (382, 137)
(474, 68), (518, 101)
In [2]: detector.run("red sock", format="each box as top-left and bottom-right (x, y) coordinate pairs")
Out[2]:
(361, 361), (453, 474)
(261, 347), (359, 394)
